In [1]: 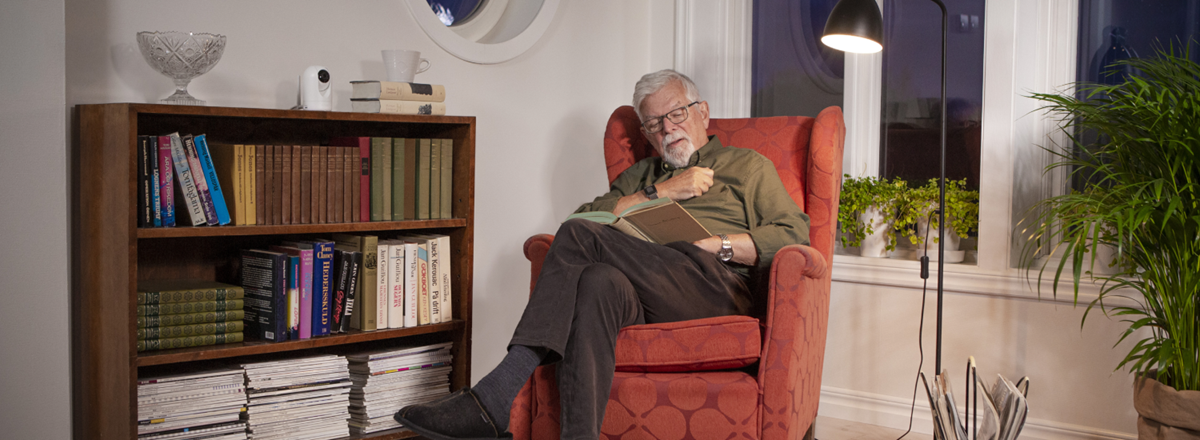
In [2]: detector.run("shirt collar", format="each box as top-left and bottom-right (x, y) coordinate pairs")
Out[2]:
(660, 135), (723, 172)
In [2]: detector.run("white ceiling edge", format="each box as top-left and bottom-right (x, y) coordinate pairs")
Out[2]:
(405, 0), (560, 65)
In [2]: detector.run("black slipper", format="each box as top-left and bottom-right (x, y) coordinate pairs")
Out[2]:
(394, 387), (513, 440)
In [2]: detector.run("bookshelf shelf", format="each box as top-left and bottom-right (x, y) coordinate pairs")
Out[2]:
(137, 320), (466, 367)
(137, 219), (468, 238)
(73, 103), (476, 440)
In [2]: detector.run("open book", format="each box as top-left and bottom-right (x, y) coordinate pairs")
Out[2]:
(566, 197), (712, 244)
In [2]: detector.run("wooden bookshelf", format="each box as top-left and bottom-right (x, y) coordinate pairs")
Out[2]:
(72, 104), (475, 440)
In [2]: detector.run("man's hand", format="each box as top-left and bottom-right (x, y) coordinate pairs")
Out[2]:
(657, 167), (714, 201)
(692, 233), (758, 266)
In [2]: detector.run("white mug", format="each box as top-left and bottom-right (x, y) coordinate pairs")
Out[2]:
(382, 50), (431, 83)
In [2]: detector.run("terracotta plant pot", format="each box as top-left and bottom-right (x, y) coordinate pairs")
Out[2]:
(1134, 371), (1200, 439)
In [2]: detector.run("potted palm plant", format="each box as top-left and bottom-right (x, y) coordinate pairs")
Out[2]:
(1021, 49), (1200, 439)
(838, 175), (907, 257)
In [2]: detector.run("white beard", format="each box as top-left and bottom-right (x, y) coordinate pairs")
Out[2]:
(660, 131), (697, 168)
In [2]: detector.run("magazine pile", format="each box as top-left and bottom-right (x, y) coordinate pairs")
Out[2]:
(137, 368), (248, 440)
(347, 342), (454, 435)
(242, 354), (352, 440)
(922, 358), (1029, 440)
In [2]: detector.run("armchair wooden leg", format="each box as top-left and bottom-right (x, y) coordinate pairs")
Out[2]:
(804, 420), (816, 440)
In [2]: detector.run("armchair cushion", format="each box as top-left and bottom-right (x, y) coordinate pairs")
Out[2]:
(614, 315), (761, 373)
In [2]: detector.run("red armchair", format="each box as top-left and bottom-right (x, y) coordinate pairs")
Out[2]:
(510, 105), (845, 440)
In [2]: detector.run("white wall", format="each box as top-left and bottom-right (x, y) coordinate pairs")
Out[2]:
(63, 0), (673, 389)
(0, 1), (70, 439)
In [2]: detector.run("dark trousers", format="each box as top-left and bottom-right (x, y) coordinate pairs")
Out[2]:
(509, 219), (751, 439)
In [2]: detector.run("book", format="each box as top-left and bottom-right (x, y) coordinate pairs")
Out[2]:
(157, 136), (177, 227)
(272, 144), (284, 225)
(292, 145), (302, 225)
(137, 333), (244, 352)
(334, 234), (379, 331)
(300, 145), (312, 224)
(255, 145), (266, 225)
(241, 249), (289, 342)
(440, 139), (453, 219)
(414, 239), (431, 325)
(370, 138), (386, 222)
(286, 254), (300, 339)
(331, 250), (350, 333)
(137, 310), (245, 329)
(283, 240), (334, 337)
(351, 99), (447, 115)
(138, 135), (152, 227)
(281, 144), (292, 225)
(137, 300), (244, 317)
(390, 138), (406, 221)
(357, 140), (371, 222)
(380, 139), (393, 221)
(149, 136), (162, 227)
(566, 197), (712, 244)
(410, 234), (447, 324)
(416, 139), (432, 220)
(344, 145), (355, 224)
(138, 321), (245, 341)
(429, 139), (441, 220)
(376, 241), (391, 330)
(349, 81), (447, 102)
(244, 145), (256, 226)
(315, 146), (327, 224)
(166, 133), (207, 226)
(182, 134), (219, 226)
(137, 280), (244, 305)
(402, 138), (417, 220)
(329, 145), (343, 223)
(382, 240), (406, 328)
(342, 250), (362, 333)
(206, 143), (244, 226)
(193, 135), (233, 225)
(271, 245), (314, 340)
(435, 235), (452, 323)
(399, 240), (420, 327)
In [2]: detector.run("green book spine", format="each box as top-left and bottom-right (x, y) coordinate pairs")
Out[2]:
(137, 332), (244, 352)
(381, 139), (393, 221)
(370, 138), (388, 221)
(391, 138), (405, 221)
(138, 321), (245, 340)
(403, 138), (418, 220)
(136, 280), (245, 305)
(429, 139), (441, 220)
(137, 310), (245, 329)
(417, 139), (432, 220)
(137, 299), (244, 317)
(440, 139), (453, 219)
(359, 235), (379, 331)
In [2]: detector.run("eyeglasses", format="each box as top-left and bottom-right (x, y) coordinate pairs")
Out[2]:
(641, 101), (700, 134)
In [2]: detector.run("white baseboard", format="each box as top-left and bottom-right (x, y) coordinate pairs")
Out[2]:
(818, 386), (1135, 440)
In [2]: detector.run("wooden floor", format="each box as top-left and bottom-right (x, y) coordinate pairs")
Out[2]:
(814, 416), (933, 440)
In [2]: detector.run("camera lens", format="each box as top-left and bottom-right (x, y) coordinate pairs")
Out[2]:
(318, 70), (330, 83)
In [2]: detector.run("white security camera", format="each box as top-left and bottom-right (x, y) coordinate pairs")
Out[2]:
(298, 66), (332, 111)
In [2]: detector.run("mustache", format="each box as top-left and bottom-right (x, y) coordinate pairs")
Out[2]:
(662, 131), (691, 148)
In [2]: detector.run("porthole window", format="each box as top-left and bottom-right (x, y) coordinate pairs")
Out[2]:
(427, 0), (485, 26)
(406, 0), (560, 64)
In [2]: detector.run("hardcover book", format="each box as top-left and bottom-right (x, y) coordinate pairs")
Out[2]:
(137, 310), (245, 329)
(193, 134), (233, 225)
(566, 198), (713, 245)
(344, 146), (355, 223)
(136, 280), (244, 305)
(341, 250), (362, 333)
(329, 145), (343, 223)
(350, 99), (447, 115)
(429, 139), (441, 220)
(182, 134), (219, 225)
(328, 137), (372, 223)
(331, 250), (350, 333)
(375, 241), (391, 330)
(272, 144), (284, 225)
(369, 137), (388, 222)
(149, 136), (162, 227)
(333, 234), (379, 331)
(138, 135), (152, 227)
(166, 132), (207, 226)
(263, 145), (274, 225)
(300, 145), (313, 224)
(241, 249), (289, 342)
(283, 240), (334, 337)
(281, 144), (292, 225)
(255, 145), (266, 225)
(380, 139), (393, 221)
(137, 333), (244, 352)
(390, 138), (406, 221)
(402, 138), (417, 220)
(206, 142), (243, 226)
(349, 81), (447, 102)
(416, 139), (432, 220)
(292, 145), (302, 225)
(440, 139), (453, 220)
(137, 300), (244, 318)
(315, 146), (327, 224)
(137, 320), (244, 341)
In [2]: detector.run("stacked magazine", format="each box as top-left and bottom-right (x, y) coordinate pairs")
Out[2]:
(137, 368), (248, 440)
(241, 354), (352, 440)
(922, 361), (1029, 440)
(347, 342), (454, 435)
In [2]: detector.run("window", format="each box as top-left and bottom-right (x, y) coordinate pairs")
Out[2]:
(751, 0), (845, 119)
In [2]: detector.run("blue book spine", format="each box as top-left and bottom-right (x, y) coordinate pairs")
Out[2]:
(182, 134), (218, 225)
(313, 241), (335, 336)
(194, 134), (232, 225)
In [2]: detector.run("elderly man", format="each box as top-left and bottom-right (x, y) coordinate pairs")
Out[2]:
(395, 69), (810, 440)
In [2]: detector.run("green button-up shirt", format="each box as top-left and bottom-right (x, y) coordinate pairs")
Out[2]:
(575, 136), (811, 275)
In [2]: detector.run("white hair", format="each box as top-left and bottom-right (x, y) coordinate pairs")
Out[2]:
(632, 69), (702, 119)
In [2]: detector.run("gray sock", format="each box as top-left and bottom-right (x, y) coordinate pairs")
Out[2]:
(473, 345), (544, 432)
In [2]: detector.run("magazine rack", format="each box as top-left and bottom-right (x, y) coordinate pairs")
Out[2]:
(923, 357), (1030, 440)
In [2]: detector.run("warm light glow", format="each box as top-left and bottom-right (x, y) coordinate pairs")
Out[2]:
(821, 34), (882, 54)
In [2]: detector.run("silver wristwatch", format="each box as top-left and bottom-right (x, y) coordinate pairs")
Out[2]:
(717, 234), (733, 262)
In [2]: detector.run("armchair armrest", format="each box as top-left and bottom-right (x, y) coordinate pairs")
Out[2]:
(758, 243), (831, 439)
(523, 234), (555, 293)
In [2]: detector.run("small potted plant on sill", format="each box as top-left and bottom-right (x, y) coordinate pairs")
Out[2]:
(837, 174), (907, 258)
(1021, 48), (1200, 439)
(900, 178), (979, 262)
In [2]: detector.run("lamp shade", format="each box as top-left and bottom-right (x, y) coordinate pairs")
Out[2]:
(821, 0), (884, 53)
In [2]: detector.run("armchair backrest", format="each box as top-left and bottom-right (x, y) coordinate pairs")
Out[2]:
(603, 105), (846, 262)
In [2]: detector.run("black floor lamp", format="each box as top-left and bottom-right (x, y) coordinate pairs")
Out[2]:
(820, 0), (951, 376)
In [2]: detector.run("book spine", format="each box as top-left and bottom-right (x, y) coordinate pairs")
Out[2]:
(138, 135), (151, 227)
(361, 236), (379, 331)
(150, 136), (162, 227)
(379, 82), (447, 102)
(137, 310), (245, 329)
(376, 242), (390, 330)
(137, 285), (245, 305)
(440, 139), (453, 220)
(194, 135), (232, 225)
(385, 241), (403, 328)
(137, 300), (244, 317)
(158, 136), (176, 227)
(329, 145), (342, 223)
(381, 140), (393, 221)
(245, 145), (257, 225)
(331, 250), (349, 333)
(168, 133), (206, 226)
(370, 138), (387, 221)
(343, 147), (354, 223)
(358, 141), (370, 222)
(272, 145), (284, 225)
(315, 146), (327, 224)
(234, 144), (245, 225)
(437, 235), (453, 323)
(417, 139), (431, 220)
(137, 332), (244, 352)
(341, 251), (361, 333)
(427, 237), (442, 324)
(403, 242), (419, 327)
(255, 145), (266, 225)
(416, 243), (430, 325)
(281, 145), (292, 225)
(300, 145), (312, 224)
(429, 139), (441, 220)
(241, 250), (288, 342)
(182, 134), (218, 225)
(313, 242), (334, 336)
(287, 255), (300, 340)
(391, 138), (405, 221)
(369, 100), (447, 115)
(292, 145), (302, 224)
(298, 248), (313, 339)
(137, 321), (244, 340)
(404, 138), (418, 220)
